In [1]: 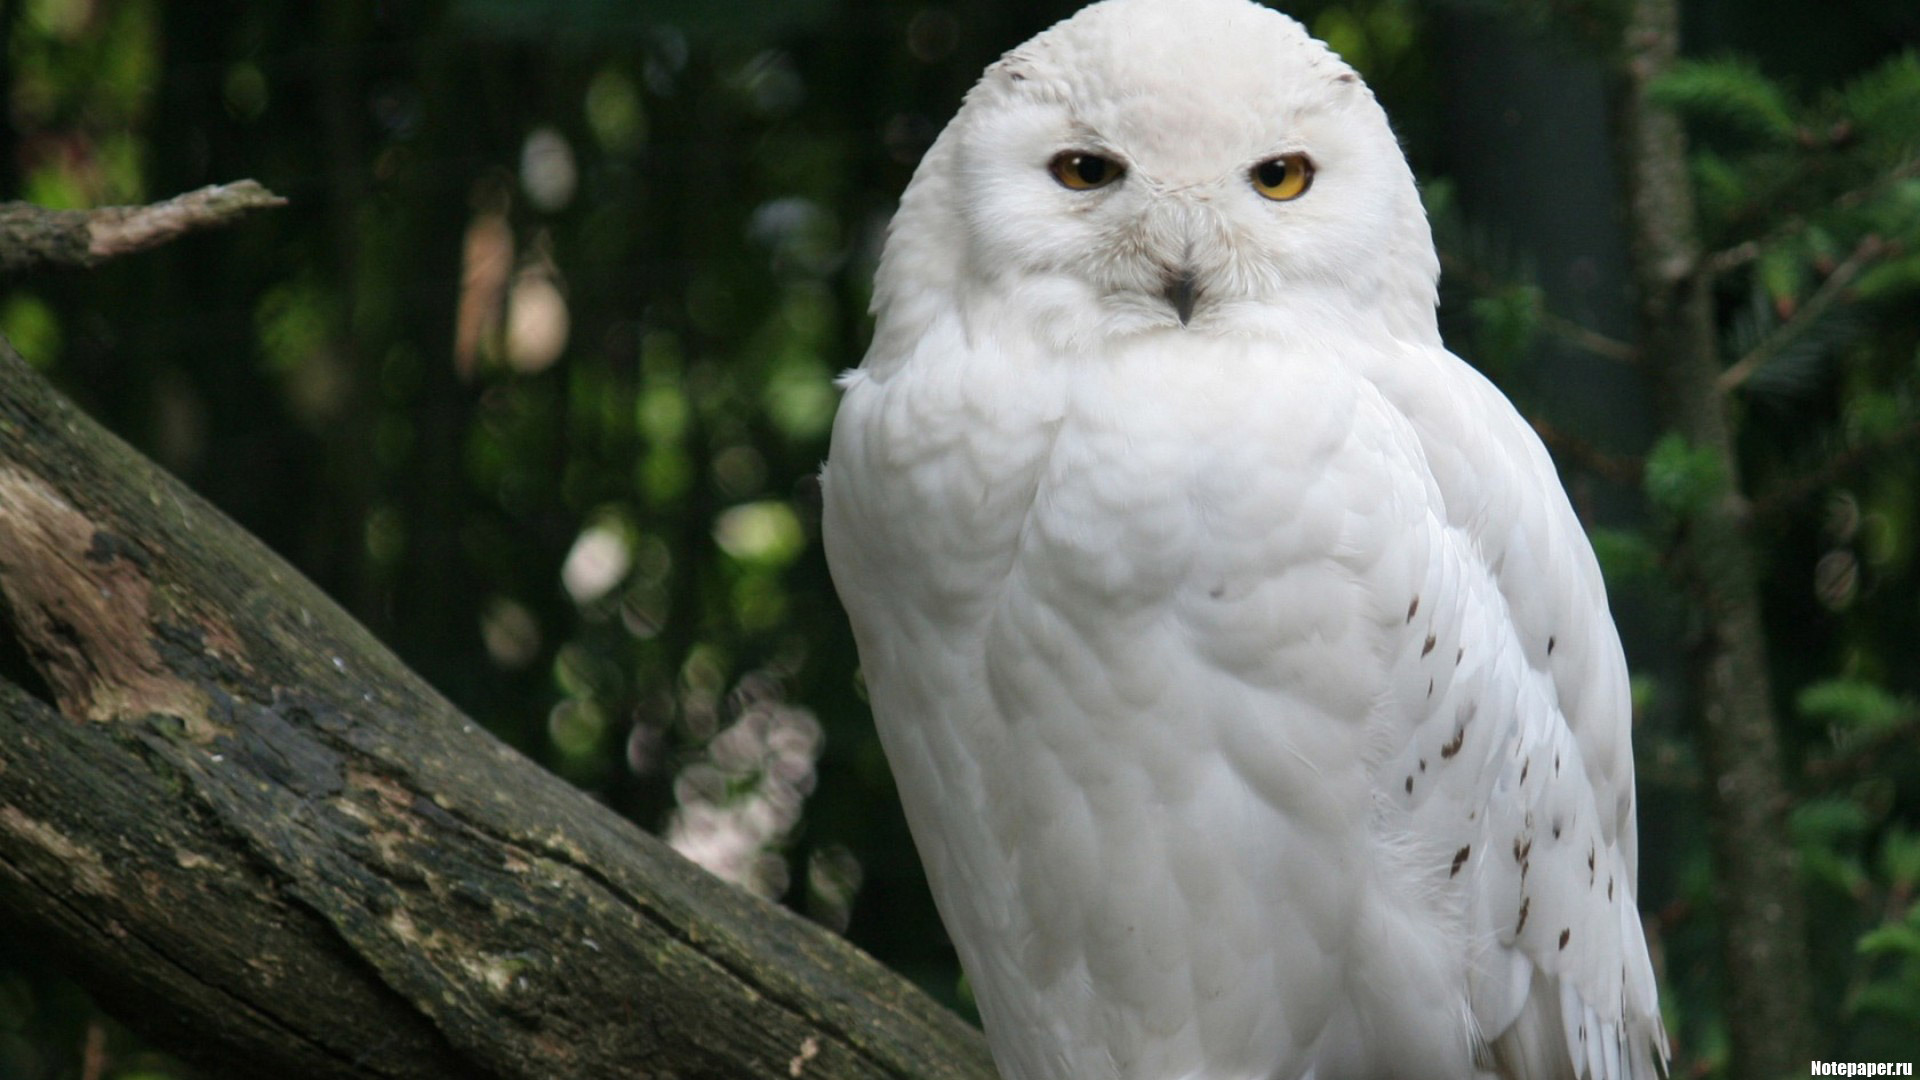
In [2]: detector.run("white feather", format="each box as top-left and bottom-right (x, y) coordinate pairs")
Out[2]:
(823, 1), (1667, 1077)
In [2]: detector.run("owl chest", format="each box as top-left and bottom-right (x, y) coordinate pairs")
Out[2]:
(864, 344), (1367, 627)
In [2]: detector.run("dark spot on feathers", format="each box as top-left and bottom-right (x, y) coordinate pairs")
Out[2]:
(1426, 678), (1434, 699)
(1608, 875), (1615, 900)
(1405, 775), (1413, 794)
(1407, 595), (1419, 622)
(1552, 819), (1562, 839)
(1554, 754), (1561, 774)
(1588, 846), (1597, 884)
(1514, 837), (1532, 864)
(1209, 584), (1225, 598)
(1548, 635), (1557, 655)
(1421, 633), (1436, 657)
(1438, 702), (1477, 761)
(1419, 758), (1427, 772)
(1520, 758), (1530, 784)
(1450, 845), (1470, 877)
(1455, 646), (1464, 665)
(1559, 928), (1571, 950)
(1516, 896), (1530, 934)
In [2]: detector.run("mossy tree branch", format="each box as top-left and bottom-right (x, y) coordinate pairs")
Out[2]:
(0, 332), (992, 1080)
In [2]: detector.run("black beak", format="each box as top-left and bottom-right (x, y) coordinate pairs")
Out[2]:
(1165, 269), (1198, 326)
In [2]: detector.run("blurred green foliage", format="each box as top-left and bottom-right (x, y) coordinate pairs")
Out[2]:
(1668, 44), (1920, 1055)
(0, 0), (1916, 1077)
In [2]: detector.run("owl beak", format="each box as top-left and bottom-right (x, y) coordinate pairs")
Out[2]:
(1165, 268), (1198, 326)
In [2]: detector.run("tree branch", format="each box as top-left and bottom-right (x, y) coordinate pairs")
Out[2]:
(0, 336), (992, 1080)
(1541, 308), (1642, 365)
(1750, 416), (1920, 520)
(0, 181), (286, 276)
(1440, 249), (1642, 365)
(1703, 156), (1920, 275)
(1529, 415), (1645, 487)
(1803, 711), (1920, 783)
(1717, 234), (1885, 394)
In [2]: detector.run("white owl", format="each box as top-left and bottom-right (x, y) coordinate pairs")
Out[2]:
(821, 1), (1668, 1078)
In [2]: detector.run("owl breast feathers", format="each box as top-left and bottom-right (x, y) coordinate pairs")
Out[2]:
(822, 1), (1668, 1078)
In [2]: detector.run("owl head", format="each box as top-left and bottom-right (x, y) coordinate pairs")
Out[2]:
(872, 0), (1442, 355)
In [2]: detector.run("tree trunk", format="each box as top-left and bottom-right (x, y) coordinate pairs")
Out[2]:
(0, 333), (993, 1079)
(1615, 0), (1813, 1074)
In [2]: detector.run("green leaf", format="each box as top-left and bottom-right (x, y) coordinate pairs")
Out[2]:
(1849, 981), (1920, 1022)
(1649, 58), (1799, 144)
(1836, 50), (1920, 162)
(1589, 527), (1660, 589)
(1852, 250), (1920, 301)
(1311, 9), (1370, 77)
(1468, 284), (1542, 372)
(1797, 678), (1911, 736)
(1856, 920), (1920, 959)
(1790, 795), (1873, 845)
(1881, 828), (1920, 891)
(1757, 246), (1806, 310)
(1790, 797), (1873, 892)
(1691, 148), (1746, 232)
(0, 294), (61, 370)
(1642, 433), (1727, 518)
(1844, 390), (1910, 445)
(713, 500), (804, 568)
(1629, 674), (1659, 721)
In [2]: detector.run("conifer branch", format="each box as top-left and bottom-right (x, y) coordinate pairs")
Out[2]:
(1619, 0), (1812, 1072)
(1751, 416), (1920, 520)
(1804, 712), (1920, 782)
(1704, 156), (1920, 274)
(1544, 310), (1641, 364)
(1717, 234), (1886, 394)
(1439, 250), (1642, 364)
(1529, 416), (1644, 486)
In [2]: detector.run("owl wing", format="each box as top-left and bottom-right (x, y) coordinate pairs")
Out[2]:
(1371, 345), (1668, 1080)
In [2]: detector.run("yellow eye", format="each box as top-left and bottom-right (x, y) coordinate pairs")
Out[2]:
(1251, 153), (1314, 201)
(1049, 151), (1124, 191)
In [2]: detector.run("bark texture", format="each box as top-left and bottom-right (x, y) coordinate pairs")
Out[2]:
(0, 181), (286, 276)
(0, 333), (992, 1079)
(1616, 0), (1813, 1074)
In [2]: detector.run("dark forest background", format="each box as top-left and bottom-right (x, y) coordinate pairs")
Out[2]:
(2, 0), (1917, 1076)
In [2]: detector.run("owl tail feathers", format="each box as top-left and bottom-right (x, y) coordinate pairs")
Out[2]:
(1481, 972), (1668, 1080)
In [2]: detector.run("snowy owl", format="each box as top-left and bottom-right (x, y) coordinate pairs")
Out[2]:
(821, 0), (1667, 1077)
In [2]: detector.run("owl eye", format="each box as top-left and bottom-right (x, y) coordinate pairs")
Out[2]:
(1049, 151), (1124, 191)
(1251, 153), (1314, 201)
